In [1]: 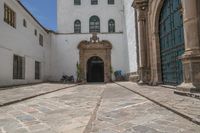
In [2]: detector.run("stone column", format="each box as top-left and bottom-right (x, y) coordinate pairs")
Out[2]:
(79, 50), (86, 83)
(133, 0), (149, 84)
(178, 0), (200, 92)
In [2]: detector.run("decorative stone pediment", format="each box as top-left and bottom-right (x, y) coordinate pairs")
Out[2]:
(78, 34), (112, 50)
(77, 33), (112, 83)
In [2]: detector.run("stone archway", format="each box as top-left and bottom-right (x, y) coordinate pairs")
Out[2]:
(134, 0), (185, 85)
(87, 56), (104, 82)
(134, 0), (200, 91)
(78, 33), (112, 83)
(159, 0), (184, 85)
(149, 0), (165, 85)
(149, 0), (185, 85)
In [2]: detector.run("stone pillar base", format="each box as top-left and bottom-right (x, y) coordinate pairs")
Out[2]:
(129, 72), (139, 82)
(138, 80), (147, 85)
(177, 82), (200, 93)
(138, 67), (150, 85)
(149, 81), (163, 86)
(179, 54), (200, 93)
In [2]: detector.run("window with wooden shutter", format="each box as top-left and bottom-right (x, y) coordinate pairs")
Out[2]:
(4, 4), (16, 28)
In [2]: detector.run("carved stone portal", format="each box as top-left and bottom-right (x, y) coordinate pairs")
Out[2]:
(78, 34), (112, 83)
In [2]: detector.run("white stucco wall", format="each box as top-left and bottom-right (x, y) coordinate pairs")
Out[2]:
(0, 0), (51, 87)
(124, 0), (138, 73)
(0, 0), (138, 86)
(49, 33), (128, 81)
(57, 0), (125, 33)
(51, 0), (131, 81)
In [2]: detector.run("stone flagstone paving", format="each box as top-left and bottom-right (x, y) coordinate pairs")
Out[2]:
(0, 83), (76, 106)
(90, 83), (200, 133)
(0, 83), (199, 133)
(116, 82), (200, 124)
(0, 84), (104, 133)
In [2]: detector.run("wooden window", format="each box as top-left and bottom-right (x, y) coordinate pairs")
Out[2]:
(74, 0), (81, 5)
(35, 61), (41, 80)
(74, 20), (81, 33)
(4, 4), (16, 28)
(108, 19), (115, 32)
(13, 55), (25, 79)
(39, 34), (43, 46)
(91, 0), (98, 5)
(34, 29), (37, 36)
(23, 19), (27, 27)
(108, 0), (114, 4)
(89, 16), (100, 33)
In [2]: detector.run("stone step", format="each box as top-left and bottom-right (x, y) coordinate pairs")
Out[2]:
(174, 90), (200, 100)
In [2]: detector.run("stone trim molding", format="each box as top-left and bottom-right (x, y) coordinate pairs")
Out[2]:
(133, 0), (200, 91)
(78, 33), (112, 83)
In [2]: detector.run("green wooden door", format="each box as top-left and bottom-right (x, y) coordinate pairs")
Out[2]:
(159, 0), (185, 85)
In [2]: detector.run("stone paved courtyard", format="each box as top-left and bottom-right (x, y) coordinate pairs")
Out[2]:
(0, 83), (200, 133)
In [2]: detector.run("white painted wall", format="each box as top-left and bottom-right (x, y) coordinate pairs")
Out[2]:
(49, 33), (128, 81)
(0, 0), (51, 87)
(0, 0), (138, 86)
(124, 0), (138, 73)
(57, 0), (125, 33)
(51, 0), (132, 81)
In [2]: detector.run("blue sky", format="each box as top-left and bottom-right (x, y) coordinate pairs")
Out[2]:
(21, 0), (57, 31)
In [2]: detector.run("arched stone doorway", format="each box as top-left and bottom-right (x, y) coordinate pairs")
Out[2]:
(134, 0), (185, 86)
(134, 0), (200, 91)
(159, 0), (185, 85)
(87, 56), (104, 82)
(78, 33), (112, 83)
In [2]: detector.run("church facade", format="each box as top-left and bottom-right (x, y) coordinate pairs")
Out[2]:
(0, 0), (137, 87)
(133, 0), (200, 92)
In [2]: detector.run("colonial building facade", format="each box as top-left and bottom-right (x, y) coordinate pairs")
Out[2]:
(0, 0), (51, 87)
(133, 0), (200, 92)
(0, 0), (137, 87)
(50, 0), (136, 83)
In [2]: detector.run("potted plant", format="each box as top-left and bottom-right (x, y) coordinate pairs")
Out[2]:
(76, 62), (81, 83)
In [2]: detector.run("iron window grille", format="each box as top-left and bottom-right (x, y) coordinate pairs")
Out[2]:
(13, 55), (25, 79)
(74, 0), (81, 5)
(35, 61), (41, 80)
(108, 0), (114, 5)
(89, 16), (100, 33)
(108, 19), (115, 32)
(74, 20), (81, 33)
(91, 0), (98, 5)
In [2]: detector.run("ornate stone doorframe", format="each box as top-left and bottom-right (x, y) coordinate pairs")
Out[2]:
(78, 34), (112, 83)
(133, 0), (200, 92)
